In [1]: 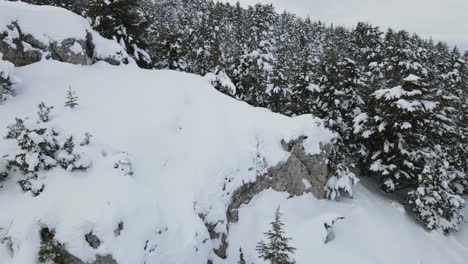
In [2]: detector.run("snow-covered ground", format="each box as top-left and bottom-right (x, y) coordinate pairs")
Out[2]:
(0, 61), (333, 263)
(0, 2), (467, 264)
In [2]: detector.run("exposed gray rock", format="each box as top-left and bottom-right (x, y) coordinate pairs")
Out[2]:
(0, 22), (43, 66)
(50, 38), (87, 65)
(93, 255), (118, 264)
(85, 232), (101, 249)
(0, 21), (125, 67)
(228, 136), (329, 223)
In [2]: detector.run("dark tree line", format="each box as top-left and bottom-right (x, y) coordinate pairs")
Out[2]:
(12, 0), (468, 232)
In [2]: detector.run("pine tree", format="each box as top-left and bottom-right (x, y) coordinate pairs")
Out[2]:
(406, 154), (465, 233)
(233, 4), (276, 107)
(86, 0), (152, 68)
(65, 87), (79, 109)
(256, 207), (296, 264)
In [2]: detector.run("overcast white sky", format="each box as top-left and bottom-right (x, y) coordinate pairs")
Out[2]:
(223, 0), (468, 51)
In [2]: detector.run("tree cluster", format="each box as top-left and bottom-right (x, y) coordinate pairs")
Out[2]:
(1, 102), (92, 196)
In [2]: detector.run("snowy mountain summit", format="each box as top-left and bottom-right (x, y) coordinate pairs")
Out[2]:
(0, 2), (468, 264)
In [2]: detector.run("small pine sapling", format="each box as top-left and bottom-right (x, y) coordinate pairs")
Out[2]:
(65, 87), (79, 109)
(256, 207), (296, 264)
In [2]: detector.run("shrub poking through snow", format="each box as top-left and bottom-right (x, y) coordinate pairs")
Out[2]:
(80, 133), (93, 146)
(65, 87), (79, 109)
(38, 227), (67, 264)
(257, 207), (296, 264)
(37, 102), (54, 123)
(3, 103), (91, 195)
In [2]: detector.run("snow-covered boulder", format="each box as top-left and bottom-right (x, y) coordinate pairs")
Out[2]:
(0, 2), (130, 66)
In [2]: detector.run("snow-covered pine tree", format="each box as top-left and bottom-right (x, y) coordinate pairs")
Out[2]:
(86, 0), (151, 68)
(148, 0), (190, 71)
(233, 4), (276, 107)
(352, 31), (467, 231)
(256, 207), (296, 264)
(289, 19), (319, 116)
(440, 47), (468, 194)
(312, 50), (362, 199)
(4, 104), (92, 194)
(406, 152), (465, 233)
(65, 87), (79, 109)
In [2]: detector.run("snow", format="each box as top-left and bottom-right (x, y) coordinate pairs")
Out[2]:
(69, 42), (84, 55)
(302, 179), (312, 190)
(228, 187), (468, 264)
(374, 85), (422, 100)
(0, 2), (467, 263)
(404, 74), (421, 82)
(0, 60), (333, 264)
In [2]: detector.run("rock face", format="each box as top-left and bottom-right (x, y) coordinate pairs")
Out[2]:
(227, 136), (329, 223)
(208, 136), (330, 260)
(0, 21), (127, 67)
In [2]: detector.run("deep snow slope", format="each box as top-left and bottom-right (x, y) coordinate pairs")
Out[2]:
(0, 61), (334, 263)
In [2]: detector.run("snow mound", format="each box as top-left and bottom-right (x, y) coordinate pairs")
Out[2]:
(0, 60), (333, 263)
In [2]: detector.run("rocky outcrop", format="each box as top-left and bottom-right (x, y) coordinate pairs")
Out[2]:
(208, 136), (330, 260)
(0, 21), (128, 67)
(227, 136), (329, 223)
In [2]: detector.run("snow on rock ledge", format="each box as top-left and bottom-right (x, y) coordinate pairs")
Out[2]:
(0, 2), (130, 66)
